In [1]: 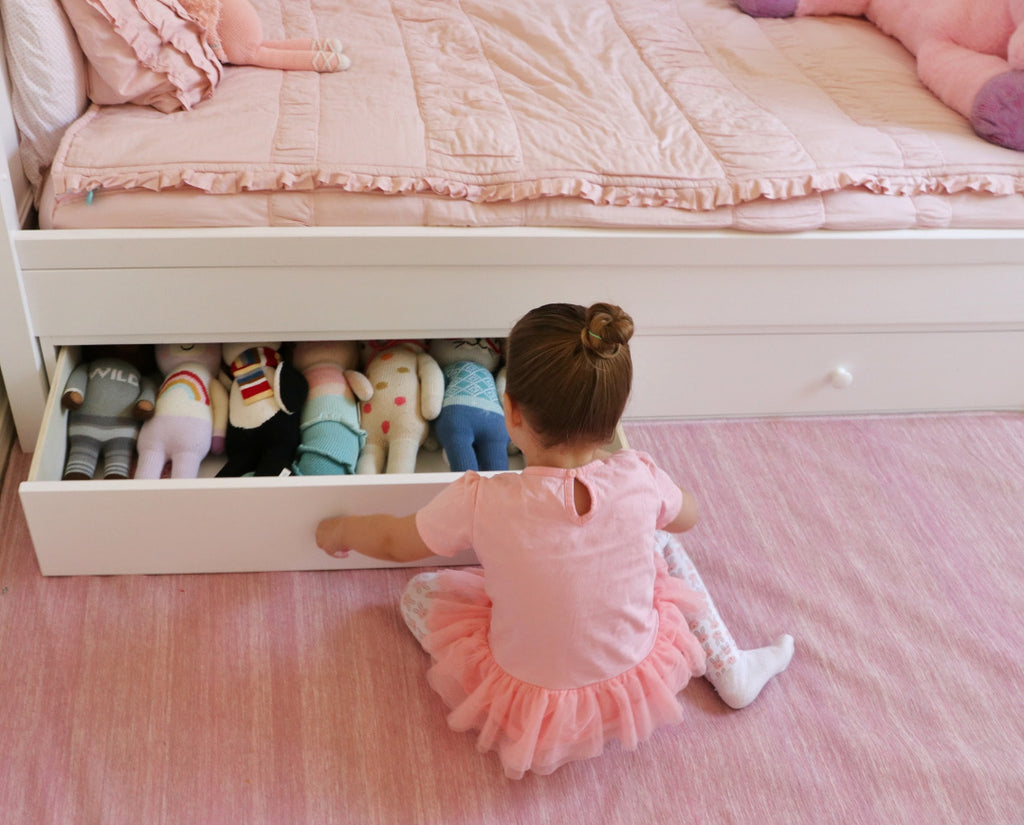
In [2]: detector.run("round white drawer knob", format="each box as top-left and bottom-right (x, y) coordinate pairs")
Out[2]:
(829, 366), (854, 389)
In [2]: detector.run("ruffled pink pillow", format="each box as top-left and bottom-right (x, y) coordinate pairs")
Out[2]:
(61, 0), (222, 113)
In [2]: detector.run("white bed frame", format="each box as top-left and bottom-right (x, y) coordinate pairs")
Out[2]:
(2, 41), (1024, 455)
(2, 27), (1023, 577)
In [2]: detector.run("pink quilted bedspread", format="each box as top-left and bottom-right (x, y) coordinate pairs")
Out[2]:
(46, 0), (1024, 229)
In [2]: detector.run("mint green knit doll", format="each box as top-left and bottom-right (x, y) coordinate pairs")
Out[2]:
(291, 341), (373, 475)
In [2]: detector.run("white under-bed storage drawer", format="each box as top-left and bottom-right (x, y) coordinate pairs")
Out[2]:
(22, 348), (602, 577)
(18, 326), (1024, 576)
(630, 330), (1024, 418)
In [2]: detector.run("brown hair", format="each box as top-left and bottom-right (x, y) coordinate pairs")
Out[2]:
(505, 302), (634, 447)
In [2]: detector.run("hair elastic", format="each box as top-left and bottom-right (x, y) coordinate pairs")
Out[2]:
(587, 330), (603, 341)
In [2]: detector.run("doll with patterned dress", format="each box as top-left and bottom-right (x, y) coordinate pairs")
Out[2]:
(427, 338), (510, 472)
(316, 302), (795, 779)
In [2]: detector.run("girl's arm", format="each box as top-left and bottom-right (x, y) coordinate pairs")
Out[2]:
(663, 486), (699, 533)
(316, 513), (436, 563)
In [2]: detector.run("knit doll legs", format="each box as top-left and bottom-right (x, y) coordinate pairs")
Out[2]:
(216, 0), (350, 71)
(257, 38), (350, 71)
(655, 532), (794, 710)
(356, 436), (423, 475)
(64, 426), (136, 479)
(249, 45), (349, 72)
(263, 38), (344, 54)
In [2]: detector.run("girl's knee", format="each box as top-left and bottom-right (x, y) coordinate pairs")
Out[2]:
(400, 572), (444, 643)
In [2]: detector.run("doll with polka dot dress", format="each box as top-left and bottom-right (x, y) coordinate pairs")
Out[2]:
(356, 340), (444, 475)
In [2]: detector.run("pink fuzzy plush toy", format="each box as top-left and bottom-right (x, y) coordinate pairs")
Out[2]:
(181, 0), (349, 72)
(736, 0), (1024, 151)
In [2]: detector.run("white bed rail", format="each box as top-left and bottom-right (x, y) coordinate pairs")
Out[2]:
(0, 23), (49, 452)
(10, 223), (1024, 440)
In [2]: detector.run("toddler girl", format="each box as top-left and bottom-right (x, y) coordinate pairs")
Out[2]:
(316, 302), (794, 780)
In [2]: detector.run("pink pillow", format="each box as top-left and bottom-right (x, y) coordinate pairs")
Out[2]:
(1, 0), (89, 195)
(61, 0), (222, 113)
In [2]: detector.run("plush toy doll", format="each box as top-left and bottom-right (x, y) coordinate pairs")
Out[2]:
(134, 343), (228, 479)
(61, 352), (157, 480)
(735, 0), (1024, 151)
(291, 341), (373, 475)
(181, 0), (350, 72)
(356, 340), (445, 475)
(427, 338), (510, 472)
(217, 342), (308, 477)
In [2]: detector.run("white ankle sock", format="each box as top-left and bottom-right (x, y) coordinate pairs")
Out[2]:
(656, 532), (794, 709)
(707, 634), (794, 709)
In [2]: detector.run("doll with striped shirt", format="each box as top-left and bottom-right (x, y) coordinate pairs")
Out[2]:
(217, 342), (308, 477)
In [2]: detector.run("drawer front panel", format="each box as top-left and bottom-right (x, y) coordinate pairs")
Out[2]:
(20, 349), (626, 576)
(628, 331), (1024, 418)
(20, 348), (475, 575)
(20, 476), (477, 576)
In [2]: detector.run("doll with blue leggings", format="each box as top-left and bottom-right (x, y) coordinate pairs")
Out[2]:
(428, 338), (510, 472)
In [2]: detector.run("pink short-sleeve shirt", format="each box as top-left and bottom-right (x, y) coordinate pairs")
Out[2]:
(415, 450), (683, 689)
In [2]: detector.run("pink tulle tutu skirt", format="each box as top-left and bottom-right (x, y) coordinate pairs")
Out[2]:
(418, 559), (707, 779)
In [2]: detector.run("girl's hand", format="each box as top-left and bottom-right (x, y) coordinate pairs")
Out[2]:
(315, 513), (436, 564)
(316, 517), (351, 558)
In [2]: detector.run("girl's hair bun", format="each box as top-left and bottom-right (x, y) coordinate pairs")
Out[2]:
(506, 301), (634, 447)
(581, 303), (634, 358)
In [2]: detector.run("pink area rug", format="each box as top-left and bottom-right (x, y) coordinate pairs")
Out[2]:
(1, 414), (1023, 825)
